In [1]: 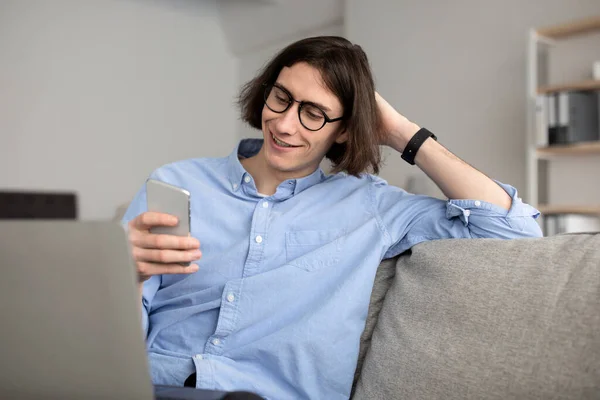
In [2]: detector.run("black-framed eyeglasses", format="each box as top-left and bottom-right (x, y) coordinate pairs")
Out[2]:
(263, 83), (344, 131)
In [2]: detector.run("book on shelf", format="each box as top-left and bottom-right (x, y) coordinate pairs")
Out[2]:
(544, 214), (600, 236)
(535, 94), (549, 147)
(535, 89), (600, 147)
(554, 91), (599, 144)
(597, 91), (600, 140)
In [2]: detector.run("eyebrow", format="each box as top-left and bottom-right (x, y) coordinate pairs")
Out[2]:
(274, 82), (333, 113)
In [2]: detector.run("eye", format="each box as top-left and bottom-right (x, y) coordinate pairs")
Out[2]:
(303, 105), (324, 121)
(275, 94), (289, 104)
(273, 88), (289, 104)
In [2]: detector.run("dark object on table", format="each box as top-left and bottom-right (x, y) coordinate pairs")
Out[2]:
(0, 190), (77, 219)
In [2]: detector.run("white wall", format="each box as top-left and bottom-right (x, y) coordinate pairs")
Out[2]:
(346, 0), (600, 203)
(0, 0), (238, 220)
(3, 0), (597, 221)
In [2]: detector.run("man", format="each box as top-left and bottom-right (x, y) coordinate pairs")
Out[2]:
(122, 36), (542, 399)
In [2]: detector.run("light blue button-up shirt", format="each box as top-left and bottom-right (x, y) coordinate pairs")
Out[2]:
(122, 139), (542, 399)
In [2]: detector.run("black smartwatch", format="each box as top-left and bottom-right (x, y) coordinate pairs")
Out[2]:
(401, 127), (437, 165)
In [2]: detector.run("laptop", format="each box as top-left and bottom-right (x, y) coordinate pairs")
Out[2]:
(0, 220), (250, 400)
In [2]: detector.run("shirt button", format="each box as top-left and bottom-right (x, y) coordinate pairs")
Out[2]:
(474, 200), (481, 207)
(226, 293), (235, 302)
(212, 338), (221, 346)
(255, 235), (263, 243)
(244, 176), (251, 183)
(232, 183), (238, 190)
(464, 210), (471, 217)
(262, 202), (269, 208)
(194, 354), (203, 360)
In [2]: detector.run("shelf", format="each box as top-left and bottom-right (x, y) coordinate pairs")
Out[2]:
(527, 16), (600, 220)
(538, 204), (600, 216)
(536, 141), (600, 158)
(536, 16), (600, 39)
(537, 79), (600, 94)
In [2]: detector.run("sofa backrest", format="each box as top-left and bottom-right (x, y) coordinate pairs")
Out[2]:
(354, 233), (600, 399)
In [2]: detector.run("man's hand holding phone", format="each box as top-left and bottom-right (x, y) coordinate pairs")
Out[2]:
(128, 212), (201, 283)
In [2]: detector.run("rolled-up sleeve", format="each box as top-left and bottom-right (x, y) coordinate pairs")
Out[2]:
(446, 181), (542, 238)
(370, 177), (542, 259)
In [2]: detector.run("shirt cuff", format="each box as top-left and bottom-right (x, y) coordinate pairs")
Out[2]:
(446, 181), (541, 226)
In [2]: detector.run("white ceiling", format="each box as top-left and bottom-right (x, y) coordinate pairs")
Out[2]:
(217, 0), (344, 56)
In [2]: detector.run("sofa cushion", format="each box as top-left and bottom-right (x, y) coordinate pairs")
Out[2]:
(353, 233), (600, 399)
(352, 257), (397, 392)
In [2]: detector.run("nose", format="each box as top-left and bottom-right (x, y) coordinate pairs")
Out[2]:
(273, 102), (301, 136)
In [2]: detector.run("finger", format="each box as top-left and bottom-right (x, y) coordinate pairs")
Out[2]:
(129, 231), (200, 250)
(132, 247), (202, 264)
(130, 212), (178, 231)
(138, 262), (199, 278)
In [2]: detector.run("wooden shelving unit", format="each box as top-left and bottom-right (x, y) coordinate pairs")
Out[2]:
(537, 79), (600, 94)
(536, 141), (600, 158)
(537, 204), (600, 216)
(527, 16), (600, 235)
(536, 16), (600, 39)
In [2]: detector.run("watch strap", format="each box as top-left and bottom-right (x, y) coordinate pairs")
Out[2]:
(401, 127), (437, 165)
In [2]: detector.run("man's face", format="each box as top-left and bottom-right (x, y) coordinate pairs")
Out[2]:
(260, 62), (347, 179)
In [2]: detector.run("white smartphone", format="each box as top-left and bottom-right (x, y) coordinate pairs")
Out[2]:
(145, 179), (191, 238)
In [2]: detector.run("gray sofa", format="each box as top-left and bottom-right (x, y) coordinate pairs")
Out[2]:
(352, 232), (600, 399)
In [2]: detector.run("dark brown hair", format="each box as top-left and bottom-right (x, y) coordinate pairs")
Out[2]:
(237, 36), (384, 176)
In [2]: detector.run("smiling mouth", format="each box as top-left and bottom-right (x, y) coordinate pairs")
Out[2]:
(271, 132), (300, 148)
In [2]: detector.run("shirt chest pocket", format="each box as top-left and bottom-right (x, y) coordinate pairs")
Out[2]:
(285, 229), (345, 272)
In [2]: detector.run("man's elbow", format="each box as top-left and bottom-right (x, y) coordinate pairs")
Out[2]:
(521, 217), (543, 238)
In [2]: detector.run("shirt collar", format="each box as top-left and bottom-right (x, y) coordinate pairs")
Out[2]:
(227, 139), (326, 196)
